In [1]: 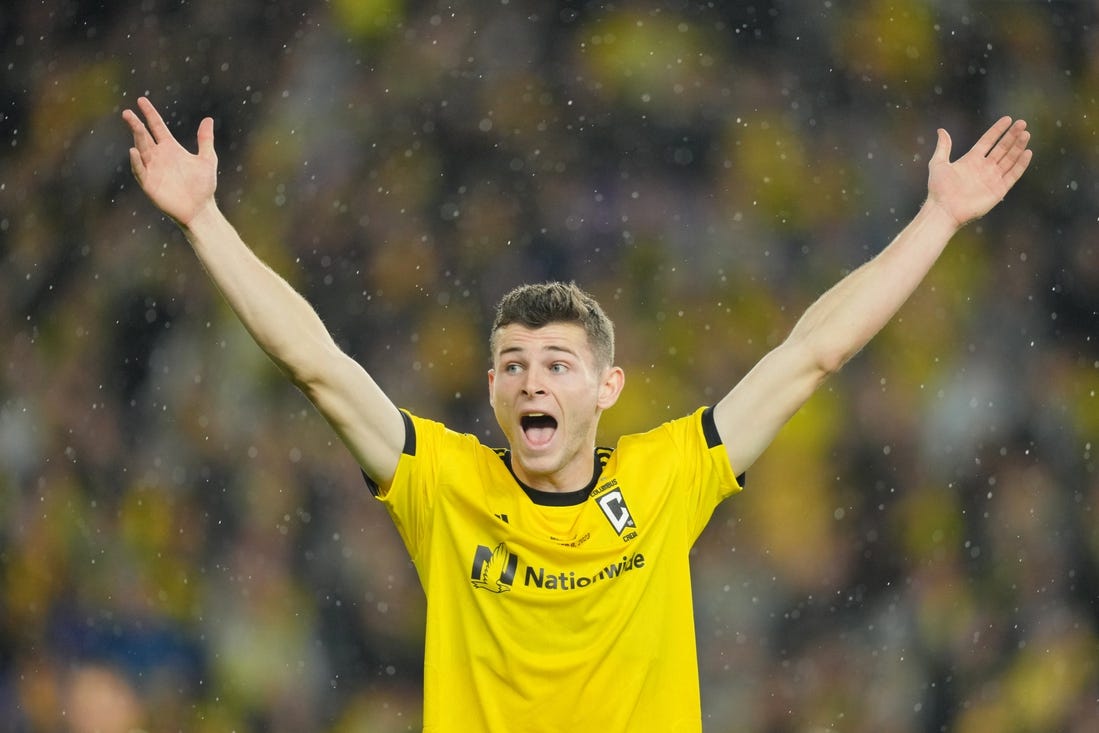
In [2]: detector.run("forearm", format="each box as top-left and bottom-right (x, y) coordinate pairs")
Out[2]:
(179, 201), (404, 480)
(790, 199), (961, 374)
(182, 201), (338, 386)
(122, 96), (411, 482)
(715, 118), (1030, 476)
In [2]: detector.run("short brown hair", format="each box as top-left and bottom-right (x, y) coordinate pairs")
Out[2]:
(490, 281), (615, 367)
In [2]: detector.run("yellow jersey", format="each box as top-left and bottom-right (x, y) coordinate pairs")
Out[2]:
(372, 406), (741, 732)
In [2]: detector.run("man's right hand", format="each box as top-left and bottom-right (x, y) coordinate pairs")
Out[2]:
(122, 96), (218, 228)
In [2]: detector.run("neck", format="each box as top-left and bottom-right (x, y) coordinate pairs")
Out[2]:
(511, 453), (596, 493)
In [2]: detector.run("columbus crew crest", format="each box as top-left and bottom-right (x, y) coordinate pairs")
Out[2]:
(597, 487), (637, 541)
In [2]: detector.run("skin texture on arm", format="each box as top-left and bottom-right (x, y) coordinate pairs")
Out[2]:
(715, 116), (1034, 477)
(122, 97), (404, 485)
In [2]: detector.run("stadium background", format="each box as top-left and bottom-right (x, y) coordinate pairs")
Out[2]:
(2, 0), (1098, 730)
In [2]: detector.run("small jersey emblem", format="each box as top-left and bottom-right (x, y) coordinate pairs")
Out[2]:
(597, 488), (636, 539)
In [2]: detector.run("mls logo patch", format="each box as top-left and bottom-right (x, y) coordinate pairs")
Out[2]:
(597, 489), (637, 539)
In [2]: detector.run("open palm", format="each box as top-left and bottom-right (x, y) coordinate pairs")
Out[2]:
(122, 97), (218, 227)
(927, 116), (1032, 228)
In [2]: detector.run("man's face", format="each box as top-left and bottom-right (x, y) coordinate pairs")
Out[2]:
(488, 322), (623, 492)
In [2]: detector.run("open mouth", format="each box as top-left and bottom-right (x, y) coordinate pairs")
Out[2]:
(520, 413), (558, 447)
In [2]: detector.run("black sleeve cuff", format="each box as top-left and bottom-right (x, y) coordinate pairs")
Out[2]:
(701, 406), (722, 449)
(701, 406), (746, 489)
(362, 410), (416, 496)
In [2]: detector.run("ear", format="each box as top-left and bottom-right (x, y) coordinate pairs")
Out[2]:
(596, 366), (625, 410)
(487, 368), (496, 408)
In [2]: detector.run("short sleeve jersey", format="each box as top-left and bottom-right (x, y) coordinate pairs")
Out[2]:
(371, 406), (742, 732)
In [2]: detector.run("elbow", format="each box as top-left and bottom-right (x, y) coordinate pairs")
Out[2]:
(786, 333), (851, 384)
(285, 354), (336, 397)
(266, 337), (341, 394)
(814, 344), (852, 378)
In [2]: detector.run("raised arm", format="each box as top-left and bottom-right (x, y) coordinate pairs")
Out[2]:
(714, 116), (1033, 476)
(122, 97), (405, 485)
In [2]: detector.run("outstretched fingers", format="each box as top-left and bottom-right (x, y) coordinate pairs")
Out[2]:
(127, 145), (146, 182)
(989, 120), (1030, 167)
(988, 119), (1032, 184)
(122, 106), (153, 159)
(121, 105), (156, 184)
(1001, 137), (1034, 189)
(135, 96), (178, 145)
(974, 115), (1015, 159)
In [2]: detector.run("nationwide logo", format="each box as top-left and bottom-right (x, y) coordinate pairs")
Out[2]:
(470, 542), (518, 593)
(470, 542), (647, 594)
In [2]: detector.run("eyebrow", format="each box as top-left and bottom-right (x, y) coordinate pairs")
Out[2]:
(498, 344), (580, 358)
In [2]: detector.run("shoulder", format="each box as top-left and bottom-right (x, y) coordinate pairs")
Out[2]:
(371, 411), (507, 497)
(402, 410), (502, 459)
(404, 411), (474, 444)
(615, 407), (722, 452)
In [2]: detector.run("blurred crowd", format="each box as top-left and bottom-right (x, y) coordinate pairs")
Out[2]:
(2, 0), (1098, 731)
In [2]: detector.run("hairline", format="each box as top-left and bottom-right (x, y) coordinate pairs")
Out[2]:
(489, 282), (616, 369)
(491, 322), (607, 367)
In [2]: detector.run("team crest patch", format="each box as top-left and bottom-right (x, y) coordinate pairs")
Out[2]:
(595, 486), (637, 541)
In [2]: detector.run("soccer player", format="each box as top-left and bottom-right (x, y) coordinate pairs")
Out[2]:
(122, 96), (1032, 731)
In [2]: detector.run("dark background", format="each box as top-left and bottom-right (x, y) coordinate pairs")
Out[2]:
(1, 1), (1098, 731)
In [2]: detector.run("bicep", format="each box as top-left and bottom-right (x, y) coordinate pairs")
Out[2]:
(297, 347), (405, 484)
(713, 339), (828, 476)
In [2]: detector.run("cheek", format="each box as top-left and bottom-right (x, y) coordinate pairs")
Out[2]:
(561, 382), (600, 410)
(489, 382), (513, 409)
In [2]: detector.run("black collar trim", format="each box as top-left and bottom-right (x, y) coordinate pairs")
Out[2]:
(496, 450), (608, 506)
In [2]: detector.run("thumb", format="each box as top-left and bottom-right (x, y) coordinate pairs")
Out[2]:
(196, 117), (216, 159)
(930, 128), (952, 165)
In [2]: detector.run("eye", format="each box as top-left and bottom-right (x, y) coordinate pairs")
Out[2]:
(549, 362), (568, 374)
(504, 363), (523, 375)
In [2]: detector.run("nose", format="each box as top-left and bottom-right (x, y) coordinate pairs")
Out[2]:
(521, 370), (546, 396)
